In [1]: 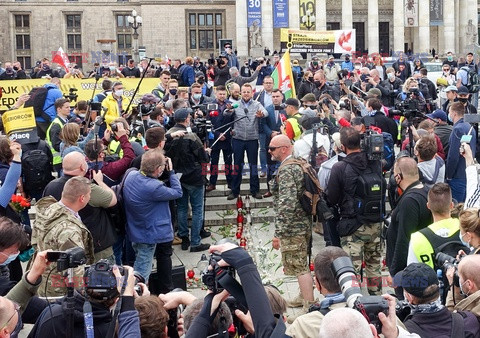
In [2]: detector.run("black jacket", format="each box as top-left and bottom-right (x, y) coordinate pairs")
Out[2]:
(29, 291), (113, 338)
(371, 111), (398, 141)
(297, 80), (316, 100)
(164, 124), (209, 186)
(386, 183), (432, 276)
(379, 77), (404, 108)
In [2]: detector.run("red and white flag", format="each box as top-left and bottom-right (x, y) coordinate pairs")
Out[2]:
(52, 47), (70, 71)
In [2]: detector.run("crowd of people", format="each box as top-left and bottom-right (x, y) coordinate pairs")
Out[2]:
(1, 47), (480, 337)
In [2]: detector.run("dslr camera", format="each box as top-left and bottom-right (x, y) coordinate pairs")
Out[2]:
(436, 252), (461, 287)
(138, 103), (156, 116)
(331, 256), (389, 334)
(201, 252), (236, 294)
(46, 247), (86, 272)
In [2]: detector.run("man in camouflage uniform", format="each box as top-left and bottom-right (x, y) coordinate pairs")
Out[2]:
(326, 127), (383, 295)
(270, 135), (314, 308)
(32, 176), (95, 297)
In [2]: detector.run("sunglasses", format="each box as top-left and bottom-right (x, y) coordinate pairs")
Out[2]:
(443, 68), (450, 71)
(268, 145), (287, 151)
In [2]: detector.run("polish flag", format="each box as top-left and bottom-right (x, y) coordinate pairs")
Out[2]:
(52, 47), (70, 72)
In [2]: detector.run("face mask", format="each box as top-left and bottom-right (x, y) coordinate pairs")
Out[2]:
(197, 78), (205, 85)
(5, 67), (13, 73)
(314, 80), (322, 87)
(460, 232), (470, 248)
(458, 97), (468, 104)
(114, 89), (124, 97)
(345, 57), (350, 62)
(42, 65), (50, 71)
(79, 113), (86, 118)
(163, 116), (169, 126)
(193, 93), (202, 100)
(169, 89), (177, 96)
(355, 65), (361, 70)
(128, 66), (134, 69)
(0, 252), (19, 266)
(329, 61), (334, 66)
(448, 113), (453, 123)
(387, 72), (394, 79)
(109, 66), (115, 71)
(460, 279), (470, 296)
(308, 77), (314, 82)
(13, 66), (19, 71)
(312, 61), (318, 66)
(448, 56), (453, 61)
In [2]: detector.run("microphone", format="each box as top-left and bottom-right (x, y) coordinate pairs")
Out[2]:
(244, 108), (250, 121)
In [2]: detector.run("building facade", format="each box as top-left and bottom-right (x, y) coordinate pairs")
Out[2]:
(0, 0), (478, 71)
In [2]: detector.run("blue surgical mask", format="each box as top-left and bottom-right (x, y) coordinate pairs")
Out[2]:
(460, 232), (470, 248)
(0, 252), (19, 266)
(163, 116), (169, 126)
(448, 113), (453, 123)
(193, 93), (202, 100)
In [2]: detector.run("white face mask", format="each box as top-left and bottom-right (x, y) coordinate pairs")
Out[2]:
(115, 89), (124, 97)
(387, 72), (394, 79)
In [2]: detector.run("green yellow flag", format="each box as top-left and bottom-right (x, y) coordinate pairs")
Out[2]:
(271, 50), (296, 99)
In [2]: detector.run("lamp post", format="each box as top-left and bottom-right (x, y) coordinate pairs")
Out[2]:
(127, 9), (142, 62)
(301, 10), (316, 30)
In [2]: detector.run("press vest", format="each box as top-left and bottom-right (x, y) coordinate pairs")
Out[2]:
(45, 117), (65, 166)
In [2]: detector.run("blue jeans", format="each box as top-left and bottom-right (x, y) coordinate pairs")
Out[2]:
(131, 242), (156, 281)
(231, 139), (260, 195)
(449, 178), (466, 203)
(259, 133), (267, 173)
(177, 183), (204, 247)
(209, 146), (233, 187)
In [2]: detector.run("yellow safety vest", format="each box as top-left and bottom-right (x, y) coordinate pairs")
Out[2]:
(45, 117), (65, 166)
(410, 218), (460, 268)
(287, 114), (302, 141)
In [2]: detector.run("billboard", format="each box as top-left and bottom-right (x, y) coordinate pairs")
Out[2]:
(280, 29), (356, 54)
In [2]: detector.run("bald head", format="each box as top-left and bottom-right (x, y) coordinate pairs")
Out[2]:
(394, 157), (419, 181)
(62, 151), (87, 175)
(0, 297), (17, 334)
(318, 307), (374, 338)
(459, 255), (480, 291)
(269, 135), (292, 162)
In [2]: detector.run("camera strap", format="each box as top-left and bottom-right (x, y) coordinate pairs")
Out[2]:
(105, 269), (129, 338)
(83, 298), (95, 338)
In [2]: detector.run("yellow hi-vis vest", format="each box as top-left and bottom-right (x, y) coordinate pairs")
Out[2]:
(45, 117), (65, 166)
(410, 218), (461, 269)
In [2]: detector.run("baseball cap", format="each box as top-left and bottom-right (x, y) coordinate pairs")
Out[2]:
(367, 88), (382, 98)
(393, 263), (439, 298)
(301, 93), (316, 102)
(195, 71), (204, 78)
(445, 85), (458, 92)
(331, 132), (341, 149)
(141, 93), (160, 104)
(285, 98), (300, 108)
(299, 108), (317, 118)
(426, 109), (447, 122)
(457, 85), (469, 95)
(174, 107), (192, 122)
(300, 116), (321, 130)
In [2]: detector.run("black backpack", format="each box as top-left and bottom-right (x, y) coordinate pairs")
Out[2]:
(461, 66), (480, 93)
(24, 87), (54, 122)
(21, 147), (53, 192)
(350, 161), (386, 224)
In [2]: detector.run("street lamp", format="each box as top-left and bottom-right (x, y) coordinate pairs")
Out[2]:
(127, 9), (142, 62)
(301, 10), (316, 30)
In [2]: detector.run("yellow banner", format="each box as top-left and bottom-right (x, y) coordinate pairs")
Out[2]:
(2, 106), (38, 143)
(280, 29), (335, 44)
(0, 78), (161, 111)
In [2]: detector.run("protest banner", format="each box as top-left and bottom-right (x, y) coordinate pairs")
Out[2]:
(280, 28), (356, 54)
(2, 106), (38, 143)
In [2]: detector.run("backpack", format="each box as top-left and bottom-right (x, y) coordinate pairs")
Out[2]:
(461, 66), (480, 93)
(107, 167), (137, 232)
(307, 132), (329, 172)
(382, 132), (395, 172)
(177, 65), (186, 87)
(24, 87), (54, 122)
(278, 157), (333, 222)
(348, 160), (386, 224)
(21, 147), (53, 192)
(420, 227), (469, 270)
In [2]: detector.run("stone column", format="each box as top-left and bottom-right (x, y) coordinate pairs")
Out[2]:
(393, 0), (405, 54)
(367, 0), (379, 53)
(236, 0), (249, 57)
(289, 0), (300, 29)
(459, 0), (468, 53)
(316, 0), (327, 31)
(342, 0), (353, 30)
(443, 0), (455, 54)
(417, 0), (430, 54)
(261, 0), (274, 51)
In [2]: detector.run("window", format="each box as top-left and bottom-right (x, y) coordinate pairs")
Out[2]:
(66, 14), (81, 28)
(67, 34), (81, 49)
(15, 15), (29, 28)
(353, 22), (365, 54)
(16, 34), (30, 49)
(187, 11), (225, 53)
(117, 14), (129, 27)
(379, 22), (389, 55)
(117, 34), (132, 49)
(326, 22), (340, 30)
(17, 56), (31, 70)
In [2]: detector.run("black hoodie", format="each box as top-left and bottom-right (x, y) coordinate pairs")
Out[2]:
(29, 291), (113, 338)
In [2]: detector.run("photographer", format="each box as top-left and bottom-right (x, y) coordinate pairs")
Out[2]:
(313, 71), (341, 103)
(123, 149), (182, 285)
(164, 108), (211, 252)
(30, 264), (141, 337)
(293, 116), (331, 162)
(446, 255), (480, 318)
(185, 242), (281, 338)
(101, 81), (129, 127)
(397, 78), (426, 111)
(394, 263), (480, 337)
(379, 67), (404, 109)
(326, 127), (385, 295)
(84, 120), (136, 185)
(213, 55), (230, 86)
